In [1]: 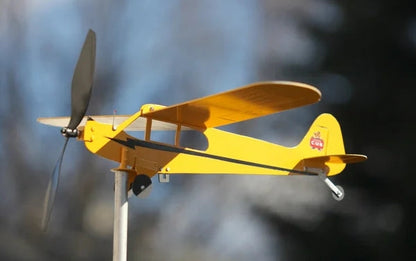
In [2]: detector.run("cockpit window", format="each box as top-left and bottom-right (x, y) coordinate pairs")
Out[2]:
(180, 130), (208, 151)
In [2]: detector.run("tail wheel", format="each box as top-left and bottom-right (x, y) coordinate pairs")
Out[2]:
(132, 174), (152, 198)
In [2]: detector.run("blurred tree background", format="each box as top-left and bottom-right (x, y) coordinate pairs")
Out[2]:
(0, 0), (414, 260)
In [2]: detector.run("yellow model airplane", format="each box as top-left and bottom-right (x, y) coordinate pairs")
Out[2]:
(38, 30), (367, 231)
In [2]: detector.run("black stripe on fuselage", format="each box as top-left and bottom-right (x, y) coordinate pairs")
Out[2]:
(109, 137), (317, 176)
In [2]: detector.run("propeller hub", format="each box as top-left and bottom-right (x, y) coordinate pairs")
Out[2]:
(61, 127), (79, 138)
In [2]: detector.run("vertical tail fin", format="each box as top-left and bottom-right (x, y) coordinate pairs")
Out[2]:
(294, 113), (348, 176)
(297, 113), (346, 157)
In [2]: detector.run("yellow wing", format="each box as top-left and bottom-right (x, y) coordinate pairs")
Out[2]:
(142, 81), (321, 129)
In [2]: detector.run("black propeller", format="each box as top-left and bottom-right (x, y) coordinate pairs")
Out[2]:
(41, 29), (96, 231)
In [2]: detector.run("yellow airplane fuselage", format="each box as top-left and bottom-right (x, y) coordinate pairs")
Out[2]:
(81, 105), (351, 182)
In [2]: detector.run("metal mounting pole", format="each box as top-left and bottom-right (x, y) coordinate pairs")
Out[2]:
(112, 148), (130, 261)
(113, 169), (128, 261)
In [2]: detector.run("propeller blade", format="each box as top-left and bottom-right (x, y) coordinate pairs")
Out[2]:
(67, 29), (96, 130)
(41, 138), (69, 231)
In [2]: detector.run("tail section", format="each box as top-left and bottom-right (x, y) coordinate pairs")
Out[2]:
(294, 113), (366, 176)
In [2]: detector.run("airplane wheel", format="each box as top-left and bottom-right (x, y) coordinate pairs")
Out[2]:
(132, 174), (152, 198)
(332, 185), (344, 201)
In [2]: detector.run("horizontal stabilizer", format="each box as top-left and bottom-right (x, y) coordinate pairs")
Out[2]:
(294, 154), (367, 176)
(304, 154), (367, 165)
